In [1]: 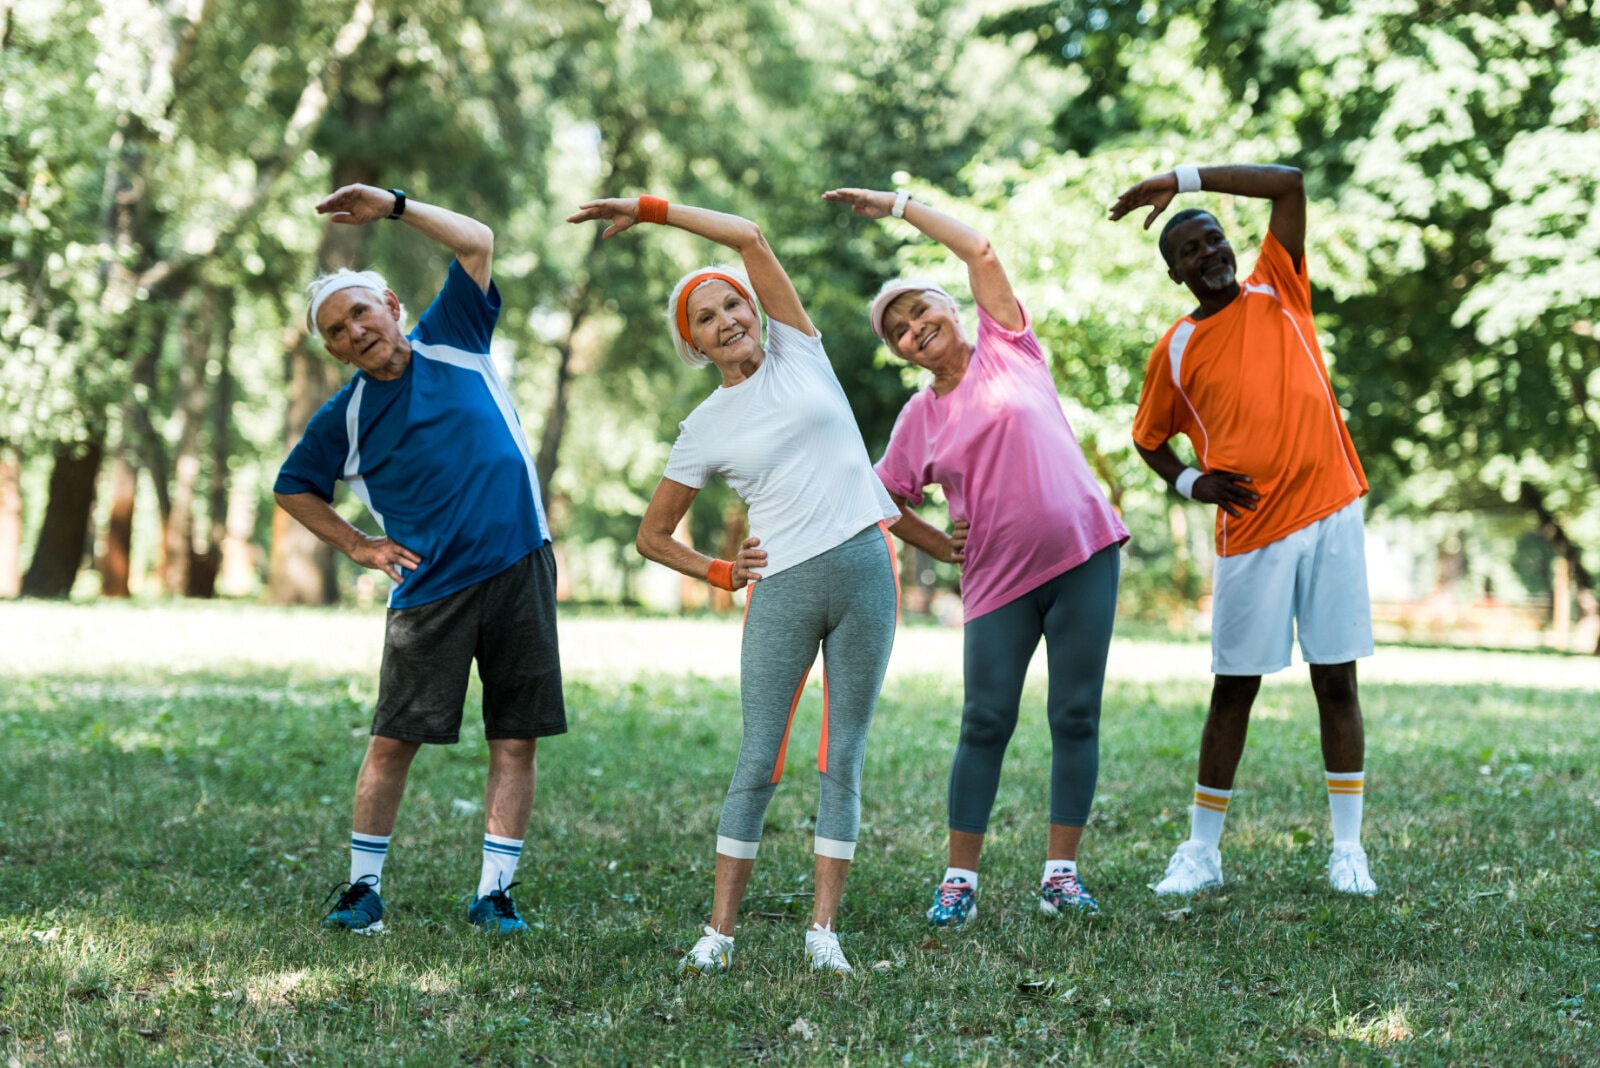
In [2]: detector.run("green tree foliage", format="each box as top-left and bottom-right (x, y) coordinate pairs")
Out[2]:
(975, 0), (1599, 617)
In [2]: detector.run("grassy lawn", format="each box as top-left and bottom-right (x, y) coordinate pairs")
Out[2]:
(1, 604), (1597, 1065)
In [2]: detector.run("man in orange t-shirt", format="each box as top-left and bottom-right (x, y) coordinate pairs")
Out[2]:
(1111, 163), (1376, 898)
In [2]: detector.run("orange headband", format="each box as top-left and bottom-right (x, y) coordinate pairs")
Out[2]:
(675, 272), (754, 346)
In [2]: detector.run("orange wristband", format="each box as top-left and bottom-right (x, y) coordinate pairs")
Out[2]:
(706, 559), (735, 591)
(638, 195), (669, 225)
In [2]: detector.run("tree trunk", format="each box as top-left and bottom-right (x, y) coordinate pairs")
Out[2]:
(0, 447), (21, 597)
(20, 437), (103, 598)
(267, 330), (342, 606)
(97, 457), (138, 597)
(266, 105), (387, 604)
(189, 289), (234, 598)
(162, 288), (220, 594)
(1520, 481), (1599, 655)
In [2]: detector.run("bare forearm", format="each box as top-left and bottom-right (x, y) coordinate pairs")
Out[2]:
(900, 199), (992, 264)
(661, 203), (764, 255)
(636, 526), (719, 580)
(275, 491), (363, 558)
(887, 502), (951, 558)
(1135, 442), (1189, 487)
(1186, 165), (1302, 202)
(401, 199), (494, 286)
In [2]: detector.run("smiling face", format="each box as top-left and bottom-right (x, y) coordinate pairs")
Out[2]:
(685, 279), (762, 369)
(1163, 212), (1238, 298)
(316, 287), (411, 380)
(881, 290), (965, 372)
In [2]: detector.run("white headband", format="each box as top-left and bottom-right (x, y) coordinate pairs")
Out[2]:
(306, 270), (391, 336)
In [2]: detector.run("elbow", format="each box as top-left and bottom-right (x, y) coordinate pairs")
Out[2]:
(970, 239), (1001, 269)
(1278, 166), (1304, 191)
(635, 526), (662, 564)
(738, 220), (768, 255)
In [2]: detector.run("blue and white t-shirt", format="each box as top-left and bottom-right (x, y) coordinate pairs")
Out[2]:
(274, 260), (549, 609)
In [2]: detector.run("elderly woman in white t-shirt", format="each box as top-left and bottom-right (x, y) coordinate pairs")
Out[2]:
(568, 195), (901, 978)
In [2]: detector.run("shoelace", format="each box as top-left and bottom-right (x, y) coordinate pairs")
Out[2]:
(934, 880), (971, 908)
(688, 926), (732, 965)
(482, 881), (521, 918)
(322, 876), (378, 912)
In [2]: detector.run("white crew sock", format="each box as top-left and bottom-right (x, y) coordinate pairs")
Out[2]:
(1189, 784), (1232, 849)
(478, 834), (523, 898)
(1043, 859), (1077, 882)
(941, 866), (978, 889)
(1326, 770), (1365, 844)
(350, 832), (390, 894)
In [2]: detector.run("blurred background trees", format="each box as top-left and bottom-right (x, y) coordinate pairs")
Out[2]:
(3, 0), (1594, 649)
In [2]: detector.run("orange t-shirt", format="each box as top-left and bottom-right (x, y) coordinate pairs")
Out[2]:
(1132, 232), (1367, 557)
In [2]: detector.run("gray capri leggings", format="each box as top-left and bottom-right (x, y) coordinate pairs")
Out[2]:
(948, 543), (1120, 834)
(716, 523), (898, 862)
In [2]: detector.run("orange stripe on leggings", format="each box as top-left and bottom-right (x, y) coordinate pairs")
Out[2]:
(816, 667), (831, 775)
(769, 662), (814, 784)
(878, 520), (901, 623)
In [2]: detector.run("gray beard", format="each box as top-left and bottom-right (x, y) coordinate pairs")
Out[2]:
(1199, 263), (1236, 290)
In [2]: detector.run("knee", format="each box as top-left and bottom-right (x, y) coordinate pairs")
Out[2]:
(367, 735), (421, 768)
(1210, 675), (1260, 712)
(1050, 707), (1099, 744)
(1310, 663), (1358, 707)
(959, 705), (1017, 750)
(1048, 686), (1101, 741)
(489, 738), (537, 769)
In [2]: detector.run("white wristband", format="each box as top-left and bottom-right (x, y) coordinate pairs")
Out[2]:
(891, 189), (911, 218)
(1174, 164), (1202, 194)
(1174, 467), (1203, 500)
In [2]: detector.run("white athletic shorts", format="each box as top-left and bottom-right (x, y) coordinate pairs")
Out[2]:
(1210, 498), (1374, 676)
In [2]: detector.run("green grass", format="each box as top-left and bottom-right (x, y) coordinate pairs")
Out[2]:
(1, 609), (1597, 1065)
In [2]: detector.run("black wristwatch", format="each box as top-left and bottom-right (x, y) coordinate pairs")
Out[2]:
(387, 188), (407, 219)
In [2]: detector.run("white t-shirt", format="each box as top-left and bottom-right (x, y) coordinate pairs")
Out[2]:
(663, 318), (900, 578)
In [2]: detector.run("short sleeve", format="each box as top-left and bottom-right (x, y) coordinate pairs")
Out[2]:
(661, 419), (710, 489)
(411, 259), (501, 353)
(974, 300), (1043, 364)
(873, 398), (928, 505)
(1131, 338), (1181, 451)
(274, 395), (346, 501)
(764, 317), (827, 365)
(1250, 232), (1311, 313)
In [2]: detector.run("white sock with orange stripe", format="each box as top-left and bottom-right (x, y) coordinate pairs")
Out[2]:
(1189, 784), (1232, 848)
(1326, 770), (1365, 844)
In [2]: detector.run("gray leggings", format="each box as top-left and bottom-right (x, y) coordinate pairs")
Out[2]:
(716, 524), (898, 861)
(949, 543), (1120, 833)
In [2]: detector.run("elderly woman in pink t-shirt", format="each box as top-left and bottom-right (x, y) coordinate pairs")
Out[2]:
(825, 186), (1129, 925)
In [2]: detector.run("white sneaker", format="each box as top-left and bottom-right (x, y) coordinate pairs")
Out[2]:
(679, 925), (733, 976)
(804, 922), (854, 977)
(1152, 840), (1224, 895)
(1328, 843), (1377, 895)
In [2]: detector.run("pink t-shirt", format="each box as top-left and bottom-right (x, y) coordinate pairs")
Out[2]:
(874, 303), (1128, 622)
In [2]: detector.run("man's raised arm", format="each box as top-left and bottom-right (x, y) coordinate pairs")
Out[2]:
(316, 184), (494, 290)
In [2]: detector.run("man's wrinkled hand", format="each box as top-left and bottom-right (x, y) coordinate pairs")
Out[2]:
(350, 535), (422, 582)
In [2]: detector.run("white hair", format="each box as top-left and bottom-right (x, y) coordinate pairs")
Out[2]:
(664, 263), (765, 370)
(305, 268), (405, 338)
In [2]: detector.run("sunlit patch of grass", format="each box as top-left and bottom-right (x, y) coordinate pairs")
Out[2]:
(1, 609), (1598, 1064)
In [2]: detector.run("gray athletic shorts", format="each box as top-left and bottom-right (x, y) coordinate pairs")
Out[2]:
(372, 545), (567, 744)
